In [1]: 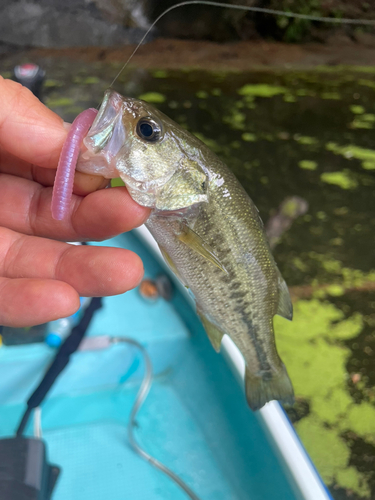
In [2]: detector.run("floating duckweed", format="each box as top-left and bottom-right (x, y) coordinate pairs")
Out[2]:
(334, 206), (348, 216)
(351, 119), (373, 129)
(74, 76), (100, 84)
(299, 160), (317, 170)
(223, 111), (246, 130)
(326, 142), (375, 162)
(362, 160), (375, 170)
(44, 79), (63, 88)
(295, 136), (319, 146)
(358, 78), (375, 89)
(263, 133), (274, 141)
(196, 90), (209, 99)
(296, 89), (316, 97)
(274, 299), (370, 496)
(292, 257), (308, 272)
(351, 113), (375, 129)
(238, 84), (286, 98)
(346, 403), (375, 439)
(330, 238), (343, 246)
(260, 176), (269, 184)
(316, 211), (326, 220)
(153, 70), (168, 78)
(350, 105), (365, 114)
(283, 94), (297, 102)
(321, 171), (357, 189)
(168, 100), (178, 109)
(138, 92), (166, 103)
(336, 467), (371, 499)
(82, 76), (100, 84)
(45, 97), (74, 107)
(321, 92), (341, 100)
(211, 88), (222, 96)
(326, 284), (345, 296)
(283, 199), (302, 217)
(241, 132), (256, 142)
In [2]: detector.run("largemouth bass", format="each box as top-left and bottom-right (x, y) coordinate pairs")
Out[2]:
(77, 89), (294, 411)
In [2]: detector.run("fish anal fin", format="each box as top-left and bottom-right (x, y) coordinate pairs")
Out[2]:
(276, 270), (293, 321)
(178, 225), (227, 274)
(198, 311), (224, 353)
(245, 365), (294, 411)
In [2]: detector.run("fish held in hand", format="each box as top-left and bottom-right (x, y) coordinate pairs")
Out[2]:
(77, 89), (294, 411)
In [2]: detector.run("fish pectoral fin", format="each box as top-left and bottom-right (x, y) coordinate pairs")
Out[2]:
(197, 310), (224, 352)
(178, 225), (228, 274)
(276, 269), (293, 321)
(245, 365), (294, 411)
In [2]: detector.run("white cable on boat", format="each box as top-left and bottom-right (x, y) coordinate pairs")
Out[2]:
(111, 337), (201, 500)
(33, 407), (42, 439)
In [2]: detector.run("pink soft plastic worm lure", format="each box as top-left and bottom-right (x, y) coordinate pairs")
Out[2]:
(51, 108), (98, 220)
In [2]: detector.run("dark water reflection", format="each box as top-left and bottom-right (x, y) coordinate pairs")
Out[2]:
(2, 57), (375, 499)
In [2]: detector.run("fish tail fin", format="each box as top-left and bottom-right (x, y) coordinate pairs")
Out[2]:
(245, 365), (294, 411)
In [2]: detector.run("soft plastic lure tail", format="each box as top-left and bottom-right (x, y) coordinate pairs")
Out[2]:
(51, 108), (97, 220)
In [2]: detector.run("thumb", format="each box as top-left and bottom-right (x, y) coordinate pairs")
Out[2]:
(0, 77), (67, 169)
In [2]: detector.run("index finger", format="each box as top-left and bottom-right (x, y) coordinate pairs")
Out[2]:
(0, 77), (66, 169)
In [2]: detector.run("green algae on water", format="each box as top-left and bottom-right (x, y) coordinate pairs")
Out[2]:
(350, 113), (375, 129)
(321, 171), (358, 190)
(275, 300), (372, 497)
(45, 97), (74, 107)
(295, 136), (319, 146)
(299, 160), (317, 170)
(138, 92), (166, 103)
(238, 84), (286, 98)
(242, 132), (257, 142)
(196, 90), (209, 99)
(153, 70), (168, 78)
(349, 105), (365, 114)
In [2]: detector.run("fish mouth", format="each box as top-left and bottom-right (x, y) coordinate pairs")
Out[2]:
(77, 90), (127, 178)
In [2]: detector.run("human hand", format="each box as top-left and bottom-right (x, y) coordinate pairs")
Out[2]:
(0, 77), (150, 327)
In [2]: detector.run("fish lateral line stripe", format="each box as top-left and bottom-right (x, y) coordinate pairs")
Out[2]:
(108, 0), (375, 88)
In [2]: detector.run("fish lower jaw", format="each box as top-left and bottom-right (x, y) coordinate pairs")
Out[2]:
(77, 154), (119, 179)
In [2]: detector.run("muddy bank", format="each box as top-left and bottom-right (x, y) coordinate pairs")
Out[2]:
(18, 37), (375, 72)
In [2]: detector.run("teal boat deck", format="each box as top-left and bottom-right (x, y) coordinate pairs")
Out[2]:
(0, 232), (309, 500)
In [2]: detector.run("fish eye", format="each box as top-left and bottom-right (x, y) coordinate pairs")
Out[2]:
(136, 117), (162, 142)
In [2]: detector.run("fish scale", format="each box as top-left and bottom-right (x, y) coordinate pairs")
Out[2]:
(78, 89), (294, 411)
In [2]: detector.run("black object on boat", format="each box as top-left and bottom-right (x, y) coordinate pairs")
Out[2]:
(13, 63), (45, 100)
(0, 437), (59, 500)
(16, 297), (103, 437)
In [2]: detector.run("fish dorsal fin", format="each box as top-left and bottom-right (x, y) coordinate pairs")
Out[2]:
(197, 309), (224, 352)
(276, 269), (293, 320)
(178, 225), (228, 274)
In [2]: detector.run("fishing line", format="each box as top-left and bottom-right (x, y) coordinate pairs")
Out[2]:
(111, 336), (201, 500)
(109, 0), (375, 87)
